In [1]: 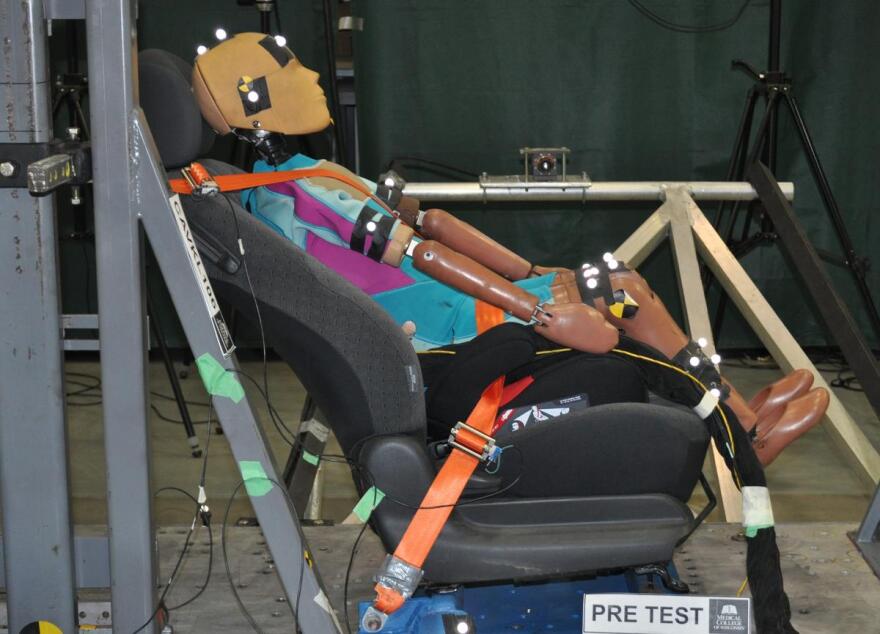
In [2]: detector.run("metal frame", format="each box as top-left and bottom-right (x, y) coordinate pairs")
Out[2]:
(0, 2), (78, 632)
(405, 180), (880, 521)
(83, 1), (341, 631)
(0, 0), (339, 631)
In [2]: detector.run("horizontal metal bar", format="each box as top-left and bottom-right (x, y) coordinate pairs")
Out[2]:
(0, 534), (110, 588)
(62, 313), (99, 329)
(402, 181), (795, 202)
(63, 339), (100, 351)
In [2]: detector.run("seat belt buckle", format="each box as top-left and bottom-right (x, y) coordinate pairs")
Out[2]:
(448, 421), (497, 462)
(181, 161), (220, 196)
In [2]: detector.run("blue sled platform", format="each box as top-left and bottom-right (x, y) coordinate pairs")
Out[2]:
(359, 566), (683, 633)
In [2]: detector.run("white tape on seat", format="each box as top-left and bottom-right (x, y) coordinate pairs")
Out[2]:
(692, 390), (719, 419)
(742, 486), (775, 537)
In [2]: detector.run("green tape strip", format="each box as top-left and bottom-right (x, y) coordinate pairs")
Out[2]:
(195, 353), (244, 403)
(302, 450), (320, 466)
(239, 460), (273, 497)
(744, 524), (774, 538)
(352, 486), (385, 522)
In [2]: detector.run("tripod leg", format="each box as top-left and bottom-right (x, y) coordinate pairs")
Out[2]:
(710, 87), (762, 335)
(147, 287), (202, 458)
(714, 86), (760, 236)
(782, 93), (880, 342)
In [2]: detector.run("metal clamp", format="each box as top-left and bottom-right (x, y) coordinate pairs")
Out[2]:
(447, 421), (496, 462)
(530, 302), (551, 326)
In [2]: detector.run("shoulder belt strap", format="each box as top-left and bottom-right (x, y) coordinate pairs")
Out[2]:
(371, 301), (506, 618)
(168, 167), (394, 214)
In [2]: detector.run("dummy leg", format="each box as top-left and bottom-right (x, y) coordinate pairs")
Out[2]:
(550, 262), (827, 465)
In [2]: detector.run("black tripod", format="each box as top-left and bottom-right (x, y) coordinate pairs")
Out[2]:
(712, 0), (880, 343)
(711, 0), (880, 419)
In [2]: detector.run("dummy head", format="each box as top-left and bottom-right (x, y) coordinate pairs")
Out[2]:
(192, 32), (331, 137)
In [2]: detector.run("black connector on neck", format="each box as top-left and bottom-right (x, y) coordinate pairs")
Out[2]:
(247, 131), (291, 166)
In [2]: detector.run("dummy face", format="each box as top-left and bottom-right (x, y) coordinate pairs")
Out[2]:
(267, 56), (332, 134)
(193, 32), (332, 136)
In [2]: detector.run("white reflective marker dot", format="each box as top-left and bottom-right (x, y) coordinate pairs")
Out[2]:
(384, 177), (395, 187)
(689, 356), (700, 367)
(602, 252), (613, 262)
(196, 45), (208, 55)
(587, 278), (599, 289)
(697, 337), (708, 348)
(215, 28), (228, 40)
(710, 388), (722, 398)
(247, 91), (260, 103)
(366, 221), (377, 232)
(589, 267), (600, 276)
(581, 263), (592, 269)
(607, 259), (618, 270)
(456, 622), (469, 634)
(274, 35), (287, 47)
(711, 353), (722, 365)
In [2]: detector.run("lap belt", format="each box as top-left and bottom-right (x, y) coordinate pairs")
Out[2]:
(363, 302), (506, 631)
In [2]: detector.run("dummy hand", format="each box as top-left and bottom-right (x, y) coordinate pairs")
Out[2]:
(535, 303), (619, 354)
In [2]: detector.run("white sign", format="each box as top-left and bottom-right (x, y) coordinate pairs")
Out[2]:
(169, 194), (235, 357)
(583, 594), (751, 634)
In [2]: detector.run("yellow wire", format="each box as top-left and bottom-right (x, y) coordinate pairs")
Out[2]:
(418, 343), (741, 486)
(609, 347), (741, 487)
(737, 577), (749, 597)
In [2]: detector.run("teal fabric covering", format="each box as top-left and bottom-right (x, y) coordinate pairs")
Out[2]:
(351, 1), (880, 348)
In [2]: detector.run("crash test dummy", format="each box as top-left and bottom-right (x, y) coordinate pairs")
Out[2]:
(186, 32), (828, 467)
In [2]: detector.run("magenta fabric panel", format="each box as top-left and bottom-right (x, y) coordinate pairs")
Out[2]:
(305, 233), (414, 295)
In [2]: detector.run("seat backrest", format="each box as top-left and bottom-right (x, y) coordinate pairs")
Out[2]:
(140, 50), (426, 453)
(183, 171), (427, 452)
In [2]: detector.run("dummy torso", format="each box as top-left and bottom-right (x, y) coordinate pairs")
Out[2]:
(243, 153), (557, 350)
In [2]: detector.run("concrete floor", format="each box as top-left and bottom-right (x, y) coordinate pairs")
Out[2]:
(64, 355), (878, 526)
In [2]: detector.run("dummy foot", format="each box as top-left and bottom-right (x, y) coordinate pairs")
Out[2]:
(748, 369), (814, 422)
(752, 387), (829, 466)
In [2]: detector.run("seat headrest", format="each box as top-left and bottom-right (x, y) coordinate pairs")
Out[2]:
(139, 49), (215, 168)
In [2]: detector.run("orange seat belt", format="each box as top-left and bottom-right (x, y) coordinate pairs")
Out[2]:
(168, 163), (394, 214)
(366, 301), (506, 626)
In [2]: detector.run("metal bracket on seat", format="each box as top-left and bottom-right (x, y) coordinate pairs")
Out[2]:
(448, 421), (496, 462)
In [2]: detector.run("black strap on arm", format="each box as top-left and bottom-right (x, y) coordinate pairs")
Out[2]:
(350, 206), (396, 262)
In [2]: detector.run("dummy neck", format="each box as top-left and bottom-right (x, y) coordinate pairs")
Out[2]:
(250, 131), (291, 166)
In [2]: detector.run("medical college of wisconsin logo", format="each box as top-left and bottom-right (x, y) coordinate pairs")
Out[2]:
(708, 598), (749, 633)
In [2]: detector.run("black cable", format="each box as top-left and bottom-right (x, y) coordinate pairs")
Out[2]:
(343, 521), (370, 634)
(222, 479), (281, 634)
(132, 487), (203, 634)
(321, 0), (348, 166)
(273, 0), (283, 36)
(386, 156), (478, 180)
(628, 0), (752, 33)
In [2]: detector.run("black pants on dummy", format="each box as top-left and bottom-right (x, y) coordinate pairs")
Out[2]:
(419, 325), (707, 502)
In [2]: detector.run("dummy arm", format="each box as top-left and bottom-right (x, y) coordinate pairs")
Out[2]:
(411, 240), (618, 354)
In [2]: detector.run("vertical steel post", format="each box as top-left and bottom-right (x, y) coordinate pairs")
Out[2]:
(84, 0), (157, 630)
(0, 2), (78, 631)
